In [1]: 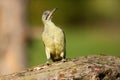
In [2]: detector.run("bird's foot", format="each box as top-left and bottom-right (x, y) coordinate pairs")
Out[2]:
(62, 58), (66, 62)
(45, 61), (50, 66)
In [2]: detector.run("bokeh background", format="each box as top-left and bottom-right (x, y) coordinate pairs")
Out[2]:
(0, 0), (120, 75)
(27, 0), (120, 67)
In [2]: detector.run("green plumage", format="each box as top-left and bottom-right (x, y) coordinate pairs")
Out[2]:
(42, 8), (66, 62)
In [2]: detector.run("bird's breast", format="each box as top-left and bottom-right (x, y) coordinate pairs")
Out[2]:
(42, 24), (65, 53)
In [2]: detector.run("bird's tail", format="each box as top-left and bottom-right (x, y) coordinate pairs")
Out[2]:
(50, 54), (62, 62)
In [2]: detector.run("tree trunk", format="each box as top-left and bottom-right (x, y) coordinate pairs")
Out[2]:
(0, 0), (27, 75)
(0, 55), (120, 80)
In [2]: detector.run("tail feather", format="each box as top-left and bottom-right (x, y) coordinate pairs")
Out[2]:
(50, 54), (62, 62)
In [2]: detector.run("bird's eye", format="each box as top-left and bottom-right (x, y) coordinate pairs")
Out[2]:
(42, 11), (50, 20)
(44, 12), (48, 15)
(44, 11), (50, 15)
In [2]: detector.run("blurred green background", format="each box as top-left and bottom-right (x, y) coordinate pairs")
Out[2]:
(27, 0), (120, 67)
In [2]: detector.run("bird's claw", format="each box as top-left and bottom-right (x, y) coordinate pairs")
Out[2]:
(62, 59), (66, 62)
(45, 61), (50, 66)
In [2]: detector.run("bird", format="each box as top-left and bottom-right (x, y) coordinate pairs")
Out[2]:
(41, 8), (66, 63)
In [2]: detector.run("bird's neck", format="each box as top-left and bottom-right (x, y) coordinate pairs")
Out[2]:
(44, 20), (56, 29)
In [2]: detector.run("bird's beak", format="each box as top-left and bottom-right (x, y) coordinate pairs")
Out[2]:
(47, 8), (57, 20)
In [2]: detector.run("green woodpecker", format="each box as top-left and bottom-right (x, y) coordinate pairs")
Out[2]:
(42, 8), (66, 63)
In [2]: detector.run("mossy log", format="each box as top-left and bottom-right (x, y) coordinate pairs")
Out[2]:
(0, 55), (120, 80)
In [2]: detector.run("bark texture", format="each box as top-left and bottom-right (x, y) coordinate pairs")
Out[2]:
(0, 55), (120, 80)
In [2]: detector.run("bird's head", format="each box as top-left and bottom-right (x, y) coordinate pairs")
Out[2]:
(42, 8), (56, 23)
